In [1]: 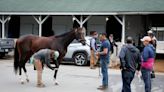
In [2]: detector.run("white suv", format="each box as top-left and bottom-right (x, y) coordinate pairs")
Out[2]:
(63, 36), (92, 66)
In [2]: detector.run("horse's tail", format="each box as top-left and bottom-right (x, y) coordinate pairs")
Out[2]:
(14, 42), (19, 74)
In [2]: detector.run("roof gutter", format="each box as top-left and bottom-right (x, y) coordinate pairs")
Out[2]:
(1, 11), (164, 15)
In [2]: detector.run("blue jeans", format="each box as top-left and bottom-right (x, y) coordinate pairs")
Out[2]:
(121, 70), (135, 92)
(141, 68), (151, 92)
(100, 59), (109, 86)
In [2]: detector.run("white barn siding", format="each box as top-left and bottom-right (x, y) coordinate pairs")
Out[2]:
(52, 16), (73, 35)
(20, 16), (38, 36)
(87, 16), (106, 35)
(125, 15), (145, 45)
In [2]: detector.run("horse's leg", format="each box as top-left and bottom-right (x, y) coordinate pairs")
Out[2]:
(19, 65), (24, 84)
(19, 54), (28, 84)
(23, 65), (29, 82)
(23, 53), (32, 83)
(53, 60), (60, 85)
(54, 69), (59, 85)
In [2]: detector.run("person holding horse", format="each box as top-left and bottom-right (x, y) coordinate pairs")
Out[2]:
(30, 49), (59, 87)
(90, 31), (99, 69)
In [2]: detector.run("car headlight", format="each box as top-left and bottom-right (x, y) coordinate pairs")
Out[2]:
(5, 49), (8, 52)
(0, 41), (6, 45)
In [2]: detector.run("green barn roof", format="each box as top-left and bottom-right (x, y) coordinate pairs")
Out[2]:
(0, 0), (164, 15)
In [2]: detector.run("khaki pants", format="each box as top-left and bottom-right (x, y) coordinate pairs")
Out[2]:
(90, 50), (98, 68)
(109, 53), (119, 68)
(34, 59), (43, 85)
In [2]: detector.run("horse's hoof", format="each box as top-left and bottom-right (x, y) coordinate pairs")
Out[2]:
(26, 79), (30, 82)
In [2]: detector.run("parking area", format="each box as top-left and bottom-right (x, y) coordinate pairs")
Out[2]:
(0, 54), (164, 92)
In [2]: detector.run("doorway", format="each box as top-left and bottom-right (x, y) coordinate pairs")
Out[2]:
(106, 16), (122, 42)
(8, 16), (20, 38)
(42, 16), (53, 37)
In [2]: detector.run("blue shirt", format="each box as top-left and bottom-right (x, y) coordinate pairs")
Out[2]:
(100, 39), (110, 62)
(142, 44), (155, 62)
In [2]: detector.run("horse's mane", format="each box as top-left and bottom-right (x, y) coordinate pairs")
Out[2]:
(55, 29), (74, 38)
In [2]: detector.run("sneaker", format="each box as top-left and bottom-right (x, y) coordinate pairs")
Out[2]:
(37, 83), (45, 88)
(90, 67), (96, 69)
(97, 85), (108, 90)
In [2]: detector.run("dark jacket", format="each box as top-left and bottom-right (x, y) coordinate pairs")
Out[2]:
(109, 40), (118, 54)
(119, 44), (141, 72)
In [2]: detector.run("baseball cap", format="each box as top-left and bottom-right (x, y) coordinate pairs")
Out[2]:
(54, 51), (59, 60)
(140, 36), (151, 42)
(147, 30), (153, 34)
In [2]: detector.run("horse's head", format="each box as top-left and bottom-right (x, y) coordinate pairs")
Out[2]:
(75, 27), (86, 45)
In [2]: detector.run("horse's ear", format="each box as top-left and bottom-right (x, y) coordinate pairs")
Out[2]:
(74, 28), (77, 32)
(82, 27), (86, 33)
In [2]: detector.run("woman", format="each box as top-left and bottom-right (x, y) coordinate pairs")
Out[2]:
(30, 49), (59, 87)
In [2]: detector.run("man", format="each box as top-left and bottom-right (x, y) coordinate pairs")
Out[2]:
(90, 31), (98, 69)
(96, 33), (110, 90)
(119, 36), (141, 92)
(141, 36), (155, 92)
(30, 49), (59, 87)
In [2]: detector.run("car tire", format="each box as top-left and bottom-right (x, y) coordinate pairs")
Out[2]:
(73, 52), (87, 66)
(0, 53), (5, 58)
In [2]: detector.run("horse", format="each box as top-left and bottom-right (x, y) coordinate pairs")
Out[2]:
(14, 27), (86, 85)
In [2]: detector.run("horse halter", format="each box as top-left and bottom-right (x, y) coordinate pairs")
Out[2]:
(75, 28), (86, 43)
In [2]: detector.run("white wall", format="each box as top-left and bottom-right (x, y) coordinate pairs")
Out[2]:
(20, 16), (38, 36)
(52, 16), (73, 35)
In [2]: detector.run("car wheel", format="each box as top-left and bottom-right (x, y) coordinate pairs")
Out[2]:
(0, 53), (5, 58)
(73, 52), (87, 66)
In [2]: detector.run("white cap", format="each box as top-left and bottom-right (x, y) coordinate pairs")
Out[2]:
(147, 30), (153, 34)
(141, 36), (151, 42)
(54, 51), (59, 60)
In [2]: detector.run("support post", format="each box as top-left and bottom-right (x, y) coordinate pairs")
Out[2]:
(113, 15), (125, 44)
(33, 15), (49, 37)
(122, 15), (125, 44)
(73, 15), (91, 28)
(0, 16), (11, 39)
(72, 15), (91, 36)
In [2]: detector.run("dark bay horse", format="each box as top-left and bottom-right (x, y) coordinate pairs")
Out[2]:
(14, 27), (86, 84)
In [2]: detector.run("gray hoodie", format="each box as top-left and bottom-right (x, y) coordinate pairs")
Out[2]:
(119, 44), (141, 72)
